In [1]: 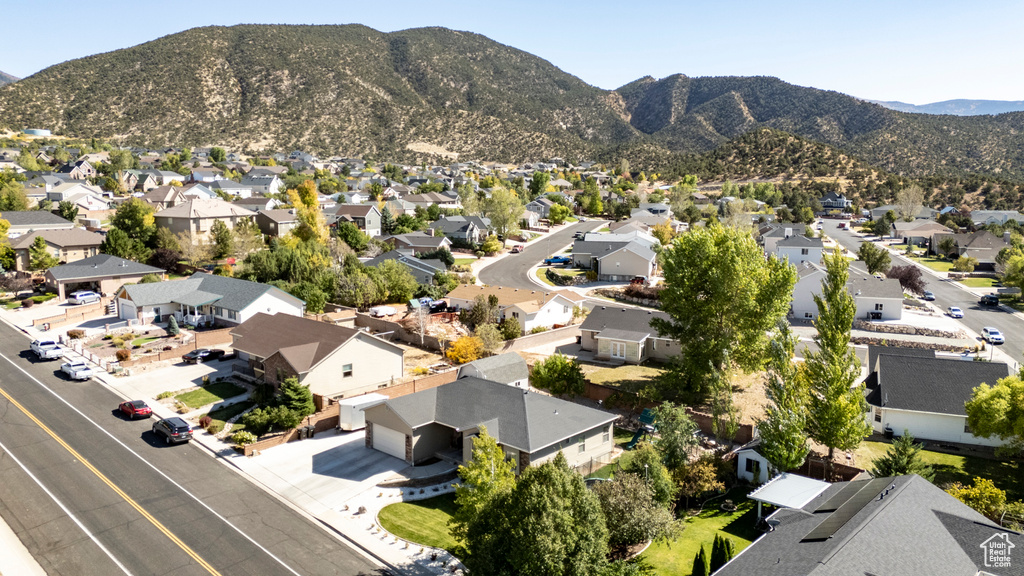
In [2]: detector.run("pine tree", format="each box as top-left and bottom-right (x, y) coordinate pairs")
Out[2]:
(28, 236), (59, 270)
(870, 430), (935, 481)
(710, 535), (726, 572)
(805, 250), (872, 480)
(692, 544), (710, 576)
(278, 377), (315, 418)
(166, 315), (180, 336)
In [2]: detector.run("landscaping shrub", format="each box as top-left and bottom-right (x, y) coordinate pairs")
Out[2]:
(586, 270), (598, 281)
(232, 430), (257, 446)
(412, 366), (429, 376)
(529, 326), (549, 334)
(21, 298), (33, 308)
(446, 336), (484, 364)
(241, 407), (272, 436)
(499, 316), (522, 340)
(67, 329), (85, 340)
(115, 349), (131, 362)
(268, 405), (303, 429)
(624, 284), (664, 300)
(156, 391), (174, 400)
(530, 353), (586, 395)
(207, 423), (222, 434)
(199, 415), (213, 428)
(250, 383), (275, 405)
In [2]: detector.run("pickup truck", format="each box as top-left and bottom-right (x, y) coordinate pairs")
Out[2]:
(543, 255), (572, 265)
(61, 361), (95, 380)
(30, 339), (65, 360)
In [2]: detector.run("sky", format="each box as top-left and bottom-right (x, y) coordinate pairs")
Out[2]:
(2, 0), (1022, 104)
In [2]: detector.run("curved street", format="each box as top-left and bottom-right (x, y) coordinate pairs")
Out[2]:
(477, 220), (603, 290)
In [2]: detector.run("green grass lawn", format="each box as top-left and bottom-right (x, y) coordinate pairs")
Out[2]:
(131, 336), (160, 347)
(565, 216), (579, 223)
(855, 440), (1022, 501)
(998, 294), (1024, 312)
(585, 364), (665, 391)
(642, 488), (759, 576)
(534, 267), (556, 286)
(909, 255), (955, 272)
(1, 293), (59, 309)
(207, 400), (255, 430)
(959, 277), (999, 288)
(378, 493), (463, 556)
(453, 257), (477, 266)
(175, 381), (245, 409)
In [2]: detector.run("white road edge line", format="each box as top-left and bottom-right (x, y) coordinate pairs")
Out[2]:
(0, 439), (135, 576)
(0, 352), (305, 576)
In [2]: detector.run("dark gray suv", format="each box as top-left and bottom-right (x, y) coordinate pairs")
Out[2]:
(152, 417), (193, 445)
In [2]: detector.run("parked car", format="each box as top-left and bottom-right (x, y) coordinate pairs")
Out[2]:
(181, 348), (225, 364)
(922, 291), (936, 301)
(118, 400), (153, 419)
(429, 301), (448, 314)
(369, 306), (397, 317)
(510, 244), (524, 253)
(982, 326), (1005, 344)
(544, 255), (572, 265)
(947, 306), (964, 318)
(152, 417), (193, 445)
(979, 294), (1000, 306)
(69, 290), (100, 305)
(61, 361), (95, 380)
(30, 339), (65, 360)
(630, 276), (650, 286)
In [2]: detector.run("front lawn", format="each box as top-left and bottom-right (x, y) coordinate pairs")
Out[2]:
(642, 488), (759, 576)
(959, 277), (999, 288)
(453, 257), (477, 266)
(855, 440), (1023, 501)
(175, 381), (245, 409)
(534, 268), (555, 286)
(909, 255), (955, 273)
(131, 336), (161, 347)
(206, 400), (255, 431)
(378, 493), (463, 556)
(1, 293), (59, 309)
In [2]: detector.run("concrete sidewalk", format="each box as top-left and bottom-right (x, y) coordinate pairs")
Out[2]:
(0, 511), (47, 576)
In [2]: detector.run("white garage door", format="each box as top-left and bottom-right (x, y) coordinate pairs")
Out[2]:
(374, 425), (407, 461)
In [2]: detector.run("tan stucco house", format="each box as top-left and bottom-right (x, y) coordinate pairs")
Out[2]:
(579, 306), (681, 364)
(11, 228), (105, 271)
(153, 198), (254, 243)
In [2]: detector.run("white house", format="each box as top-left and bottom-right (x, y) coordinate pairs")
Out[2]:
(866, 348), (1010, 448)
(116, 273), (304, 327)
(776, 235), (824, 265)
(790, 262), (903, 321)
(447, 284), (585, 332)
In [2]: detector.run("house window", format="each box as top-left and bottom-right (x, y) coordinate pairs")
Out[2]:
(875, 303), (884, 311)
(166, 218), (173, 225)
(801, 248), (809, 255)
(578, 435), (586, 453)
(804, 312), (813, 318)
(342, 364), (353, 378)
(563, 306), (569, 314)
(745, 458), (757, 473)
(603, 429), (610, 444)
(874, 407), (882, 422)
(511, 312), (519, 319)
(228, 310), (238, 321)
(964, 421), (973, 434)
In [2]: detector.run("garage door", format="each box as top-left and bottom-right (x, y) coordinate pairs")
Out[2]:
(373, 425), (407, 461)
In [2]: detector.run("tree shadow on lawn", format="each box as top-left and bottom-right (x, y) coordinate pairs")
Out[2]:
(718, 505), (761, 543)
(933, 458), (1023, 501)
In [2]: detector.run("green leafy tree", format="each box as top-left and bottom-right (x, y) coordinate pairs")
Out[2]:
(335, 221), (369, 252)
(938, 236), (957, 258)
(499, 316), (522, 340)
(28, 236), (59, 270)
(623, 443), (677, 507)
(289, 281), (327, 314)
(548, 203), (571, 225)
(209, 147), (226, 163)
(210, 219), (233, 259)
(857, 242), (891, 274)
(651, 224), (797, 403)
(965, 373), (1024, 456)
(952, 255), (978, 273)
(449, 427), (516, 543)
(593, 473), (676, 548)
(459, 294), (500, 331)
(474, 323), (504, 355)
(432, 270), (459, 295)
(755, 321), (809, 475)
(232, 218), (265, 258)
(674, 454), (725, 507)
(418, 247), (455, 267)
(805, 250), (871, 479)
(0, 179), (29, 211)
(869, 217), (891, 237)
(101, 227), (151, 262)
(57, 200), (79, 223)
(110, 198), (156, 244)
(278, 377), (315, 418)
(869, 430), (935, 481)
(528, 171), (550, 201)
(480, 235), (502, 254)
(377, 259), (418, 302)
(530, 353), (586, 395)
(652, 402), (699, 471)
(585, 191), (604, 216)
(482, 187), (524, 247)
(457, 183), (481, 216)
(464, 453), (609, 576)
(139, 273), (161, 284)
(946, 477), (1007, 521)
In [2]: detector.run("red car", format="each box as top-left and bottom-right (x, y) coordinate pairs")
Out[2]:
(119, 400), (153, 419)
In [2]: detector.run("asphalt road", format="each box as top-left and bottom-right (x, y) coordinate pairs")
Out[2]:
(823, 220), (1024, 367)
(0, 323), (384, 576)
(478, 220), (604, 290)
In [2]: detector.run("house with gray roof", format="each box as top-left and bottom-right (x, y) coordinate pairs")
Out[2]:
(383, 231), (452, 254)
(777, 234), (824, 265)
(571, 236), (657, 281)
(254, 209), (298, 237)
(866, 350), (1010, 448)
(366, 249), (447, 285)
(790, 262), (903, 321)
(231, 313), (403, 397)
(1, 211), (75, 237)
(428, 215), (492, 243)
(579, 306), (679, 364)
(210, 179), (253, 199)
(44, 253), (165, 299)
(716, 474), (1023, 576)
(456, 353), (529, 387)
(115, 272), (304, 327)
(331, 204), (382, 237)
(363, 377), (617, 471)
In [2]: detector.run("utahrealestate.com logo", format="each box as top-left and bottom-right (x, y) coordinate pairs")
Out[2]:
(981, 533), (1014, 569)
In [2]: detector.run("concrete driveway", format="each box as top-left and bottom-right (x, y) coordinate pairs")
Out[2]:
(232, 430), (407, 511)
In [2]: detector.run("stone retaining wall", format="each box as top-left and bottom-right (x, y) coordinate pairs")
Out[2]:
(853, 319), (965, 339)
(850, 336), (974, 353)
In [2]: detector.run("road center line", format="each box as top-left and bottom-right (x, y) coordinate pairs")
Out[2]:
(0, 383), (221, 575)
(0, 351), (305, 576)
(0, 438), (135, 576)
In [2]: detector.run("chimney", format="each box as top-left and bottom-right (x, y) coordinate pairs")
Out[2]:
(784, 227), (793, 238)
(425, 227), (434, 237)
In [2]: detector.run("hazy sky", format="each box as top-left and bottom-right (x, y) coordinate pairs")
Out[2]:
(3, 0), (1021, 104)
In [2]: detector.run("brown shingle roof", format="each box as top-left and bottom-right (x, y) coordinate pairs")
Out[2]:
(10, 228), (104, 250)
(447, 284), (585, 308)
(230, 313), (361, 374)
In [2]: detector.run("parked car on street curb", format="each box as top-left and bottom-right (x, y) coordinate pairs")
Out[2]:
(922, 291), (935, 301)
(119, 400), (153, 419)
(982, 326), (1004, 344)
(61, 361), (95, 380)
(979, 294), (1000, 306)
(152, 417), (193, 445)
(31, 339), (65, 360)
(510, 245), (524, 253)
(947, 306), (964, 318)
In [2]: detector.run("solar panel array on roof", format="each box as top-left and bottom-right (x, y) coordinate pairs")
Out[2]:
(802, 477), (894, 542)
(813, 478), (871, 513)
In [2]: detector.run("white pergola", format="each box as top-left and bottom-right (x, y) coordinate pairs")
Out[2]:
(748, 473), (831, 519)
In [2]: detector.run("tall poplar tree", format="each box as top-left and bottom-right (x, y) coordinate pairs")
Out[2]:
(805, 249), (871, 479)
(755, 321), (809, 475)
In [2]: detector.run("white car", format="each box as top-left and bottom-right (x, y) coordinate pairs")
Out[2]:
(947, 306), (964, 318)
(981, 327), (1004, 345)
(61, 361), (95, 380)
(369, 306), (397, 318)
(69, 290), (100, 305)
(30, 339), (65, 360)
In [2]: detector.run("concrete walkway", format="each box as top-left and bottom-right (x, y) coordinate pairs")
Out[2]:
(0, 511), (47, 576)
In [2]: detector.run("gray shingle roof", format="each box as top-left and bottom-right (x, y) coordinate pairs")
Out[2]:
(847, 274), (903, 299)
(0, 211), (74, 227)
(47, 254), (163, 281)
(716, 474), (1019, 576)
(872, 355), (1009, 416)
(867, 345), (935, 374)
(571, 238), (633, 257)
(382, 377), (616, 453)
(457, 353), (528, 385)
(580, 306), (670, 338)
(121, 272), (300, 312)
(777, 235), (824, 248)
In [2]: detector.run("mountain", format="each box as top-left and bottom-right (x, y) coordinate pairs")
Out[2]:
(868, 98), (1024, 116)
(0, 70), (17, 87)
(2, 24), (1024, 181)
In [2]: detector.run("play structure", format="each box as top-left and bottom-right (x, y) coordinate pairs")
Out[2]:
(624, 408), (658, 450)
